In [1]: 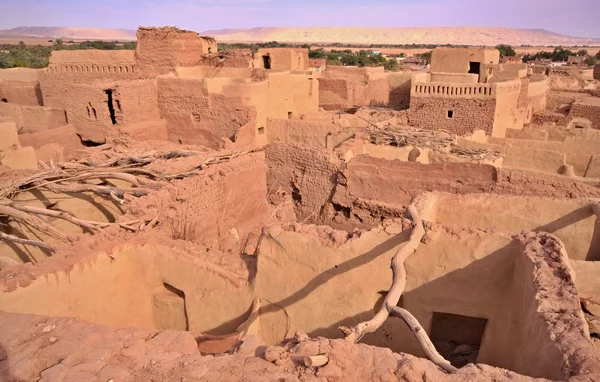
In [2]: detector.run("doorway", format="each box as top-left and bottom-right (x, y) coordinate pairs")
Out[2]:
(262, 55), (271, 69)
(430, 312), (488, 368)
(468, 62), (481, 76)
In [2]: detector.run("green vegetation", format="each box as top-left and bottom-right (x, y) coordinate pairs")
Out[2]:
(586, 56), (598, 67)
(416, 51), (432, 65)
(496, 44), (516, 58)
(0, 40), (137, 69)
(522, 47), (577, 63)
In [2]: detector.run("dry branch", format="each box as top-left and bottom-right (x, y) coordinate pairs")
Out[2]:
(0, 231), (56, 253)
(0, 205), (69, 242)
(342, 204), (425, 343)
(338, 204), (456, 373)
(303, 355), (328, 368)
(388, 306), (458, 373)
(0, 149), (254, 254)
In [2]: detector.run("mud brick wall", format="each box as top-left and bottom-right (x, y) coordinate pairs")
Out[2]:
(531, 111), (568, 126)
(265, 142), (342, 222)
(594, 64), (600, 80)
(115, 80), (160, 125)
(318, 78), (349, 107)
(517, 78), (529, 109)
(0, 102), (67, 134)
(0, 81), (42, 106)
(157, 76), (255, 148)
(136, 28), (211, 74)
(39, 69), (138, 110)
(569, 102), (600, 129)
(409, 96), (496, 135)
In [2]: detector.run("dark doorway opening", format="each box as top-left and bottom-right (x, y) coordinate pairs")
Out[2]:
(262, 55), (271, 69)
(447, 110), (454, 119)
(468, 62), (481, 76)
(430, 312), (488, 368)
(104, 89), (117, 125)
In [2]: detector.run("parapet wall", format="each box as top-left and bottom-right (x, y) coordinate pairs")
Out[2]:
(45, 63), (137, 75)
(412, 82), (495, 98)
(430, 72), (478, 84)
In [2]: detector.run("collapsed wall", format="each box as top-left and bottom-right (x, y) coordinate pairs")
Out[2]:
(136, 26), (217, 75)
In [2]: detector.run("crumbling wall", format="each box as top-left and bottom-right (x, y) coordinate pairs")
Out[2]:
(265, 142), (341, 222)
(136, 27), (214, 74)
(330, 154), (600, 228)
(0, 102), (67, 134)
(568, 98), (600, 130)
(0, 68), (42, 106)
(58, 79), (161, 143)
(130, 152), (270, 252)
(40, 50), (138, 110)
(267, 118), (345, 148)
(0, 119), (38, 169)
(157, 76), (256, 148)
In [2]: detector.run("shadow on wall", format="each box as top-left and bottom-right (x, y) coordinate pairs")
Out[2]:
(248, 231), (410, 340)
(529, 205), (600, 261)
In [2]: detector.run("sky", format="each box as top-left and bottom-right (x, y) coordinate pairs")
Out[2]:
(1, 0), (599, 38)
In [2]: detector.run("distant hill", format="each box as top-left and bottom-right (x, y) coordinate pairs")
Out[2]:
(1, 26), (599, 46)
(201, 26), (600, 46)
(0, 27), (136, 41)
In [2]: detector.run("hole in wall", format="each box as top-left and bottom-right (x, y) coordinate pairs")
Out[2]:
(77, 134), (103, 147)
(88, 102), (97, 120)
(104, 89), (117, 125)
(1, 98), (7, 103)
(288, 111), (293, 119)
(408, 147), (421, 162)
(430, 312), (488, 368)
(447, 110), (454, 119)
(258, 127), (265, 135)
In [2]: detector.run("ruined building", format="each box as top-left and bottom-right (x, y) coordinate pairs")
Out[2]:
(2, 26), (600, 382)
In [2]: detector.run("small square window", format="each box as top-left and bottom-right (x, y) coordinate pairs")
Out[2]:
(447, 110), (454, 119)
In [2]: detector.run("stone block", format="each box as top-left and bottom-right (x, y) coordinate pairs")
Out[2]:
(0, 121), (19, 151)
(0, 146), (38, 169)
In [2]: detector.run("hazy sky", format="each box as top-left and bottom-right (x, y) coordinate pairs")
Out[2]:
(1, 0), (599, 38)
